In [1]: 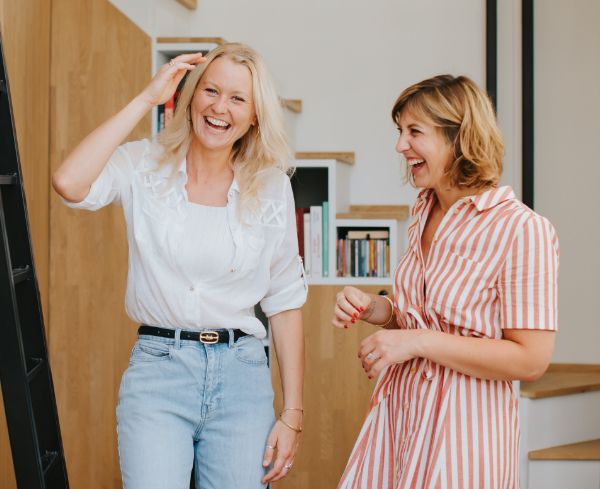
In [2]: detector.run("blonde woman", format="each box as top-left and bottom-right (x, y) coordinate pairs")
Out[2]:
(53, 43), (306, 489)
(332, 75), (558, 488)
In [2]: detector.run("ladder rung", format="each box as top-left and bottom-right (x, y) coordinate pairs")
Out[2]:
(0, 173), (17, 185)
(41, 450), (59, 476)
(12, 265), (31, 284)
(26, 357), (44, 383)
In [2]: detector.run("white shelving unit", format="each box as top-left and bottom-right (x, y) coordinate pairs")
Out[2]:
(294, 158), (405, 286)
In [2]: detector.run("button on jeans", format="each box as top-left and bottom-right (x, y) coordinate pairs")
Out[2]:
(116, 330), (275, 489)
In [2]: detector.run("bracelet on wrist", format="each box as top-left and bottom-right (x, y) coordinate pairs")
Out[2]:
(377, 295), (395, 326)
(278, 416), (303, 433)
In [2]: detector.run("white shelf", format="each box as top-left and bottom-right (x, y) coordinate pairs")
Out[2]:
(307, 277), (393, 286)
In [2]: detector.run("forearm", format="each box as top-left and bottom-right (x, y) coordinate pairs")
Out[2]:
(52, 94), (153, 202)
(416, 329), (555, 382)
(269, 309), (304, 408)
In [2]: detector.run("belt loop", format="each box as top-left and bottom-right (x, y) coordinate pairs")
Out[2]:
(228, 328), (235, 348)
(175, 328), (182, 349)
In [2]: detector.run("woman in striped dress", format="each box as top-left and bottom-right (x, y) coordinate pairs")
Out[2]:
(332, 75), (558, 488)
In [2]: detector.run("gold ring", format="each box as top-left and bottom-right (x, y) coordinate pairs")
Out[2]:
(284, 462), (293, 470)
(266, 444), (275, 450)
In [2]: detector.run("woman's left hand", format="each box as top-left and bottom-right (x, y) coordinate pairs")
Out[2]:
(359, 329), (426, 379)
(261, 413), (302, 483)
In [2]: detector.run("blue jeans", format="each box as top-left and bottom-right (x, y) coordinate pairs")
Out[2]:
(116, 330), (275, 489)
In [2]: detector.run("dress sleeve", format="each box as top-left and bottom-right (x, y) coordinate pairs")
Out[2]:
(498, 214), (559, 330)
(259, 177), (308, 317)
(62, 139), (148, 211)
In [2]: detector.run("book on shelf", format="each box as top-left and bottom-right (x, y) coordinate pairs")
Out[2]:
(295, 208), (308, 263)
(322, 201), (329, 277)
(309, 206), (322, 277)
(303, 212), (311, 276)
(336, 228), (391, 278)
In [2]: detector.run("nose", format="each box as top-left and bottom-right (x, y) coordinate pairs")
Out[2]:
(212, 95), (227, 113)
(395, 133), (410, 154)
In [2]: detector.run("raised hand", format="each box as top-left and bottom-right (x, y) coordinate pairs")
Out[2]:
(139, 52), (206, 107)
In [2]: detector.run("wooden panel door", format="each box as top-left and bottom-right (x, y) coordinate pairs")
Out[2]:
(271, 284), (393, 489)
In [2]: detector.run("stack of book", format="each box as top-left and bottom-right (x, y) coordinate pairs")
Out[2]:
(337, 230), (390, 278)
(296, 203), (329, 278)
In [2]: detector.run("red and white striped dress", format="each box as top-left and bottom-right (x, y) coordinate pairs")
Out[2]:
(338, 186), (559, 489)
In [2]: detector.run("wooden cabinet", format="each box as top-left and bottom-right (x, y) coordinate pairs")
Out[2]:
(271, 284), (392, 489)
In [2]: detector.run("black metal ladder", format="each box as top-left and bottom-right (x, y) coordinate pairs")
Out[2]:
(0, 31), (69, 489)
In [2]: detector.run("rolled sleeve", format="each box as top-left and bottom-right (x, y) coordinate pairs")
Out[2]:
(62, 140), (147, 211)
(260, 177), (308, 317)
(498, 214), (559, 330)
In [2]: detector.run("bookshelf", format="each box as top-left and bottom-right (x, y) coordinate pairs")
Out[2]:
(292, 157), (408, 285)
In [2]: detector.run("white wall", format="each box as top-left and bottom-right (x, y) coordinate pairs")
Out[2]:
(534, 0), (600, 363)
(110, 0), (487, 207)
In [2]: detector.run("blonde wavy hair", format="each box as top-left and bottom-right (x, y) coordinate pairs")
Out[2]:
(157, 42), (293, 212)
(391, 75), (504, 190)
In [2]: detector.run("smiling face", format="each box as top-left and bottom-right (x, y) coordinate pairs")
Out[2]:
(190, 56), (256, 154)
(395, 110), (454, 191)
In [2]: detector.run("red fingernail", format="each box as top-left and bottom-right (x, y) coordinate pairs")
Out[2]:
(368, 375), (373, 379)
(359, 307), (365, 312)
(344, 324), (348, 329)
(351, 318), (356, 324)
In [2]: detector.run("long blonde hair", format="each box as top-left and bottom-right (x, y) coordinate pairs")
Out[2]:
(157, 42), (293, 211)
(391, 75), (504, 190)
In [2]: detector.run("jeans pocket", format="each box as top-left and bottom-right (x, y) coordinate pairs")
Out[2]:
(233, 336), (268, 366)
(130, 338), (171, 364)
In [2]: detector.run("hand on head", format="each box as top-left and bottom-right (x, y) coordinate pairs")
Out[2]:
(140, 52), (206, 107)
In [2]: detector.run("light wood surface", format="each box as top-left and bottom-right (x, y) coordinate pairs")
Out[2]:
(0, 1), (51, 487)
(176, 0), (197, 9)
(271, 284), (392, 489)
(520, 364), (600, 399)
(48, 1), (151, 488)
(295, 152), (355, 165)
(528, 439), (600, 461)
(280, 98), (302, 114)
(156, 36), (226, 45)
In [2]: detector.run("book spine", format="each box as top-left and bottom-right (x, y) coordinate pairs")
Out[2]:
(303, 213), (311, 277)
(322, 201), (329, 277)
(310, 206), (322, 277)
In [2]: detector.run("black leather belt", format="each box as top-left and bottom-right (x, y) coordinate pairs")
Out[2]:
(138, 325), (248, 344)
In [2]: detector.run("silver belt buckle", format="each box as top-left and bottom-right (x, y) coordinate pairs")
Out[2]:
(199, 330), (219, 344)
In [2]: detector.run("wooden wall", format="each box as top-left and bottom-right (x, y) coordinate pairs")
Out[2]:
(0, 1), (51, 487)
(48, 0), (151, 487)
(1, 0), (150, 488)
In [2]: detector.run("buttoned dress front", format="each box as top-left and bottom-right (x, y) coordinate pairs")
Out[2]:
(338, 186), (559, 489)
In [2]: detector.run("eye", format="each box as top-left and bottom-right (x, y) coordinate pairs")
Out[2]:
(204, 88), (217, 95)
(396, 127), (402, 133)
(410, 128), (422, 135)
(232, 95), (246, 103)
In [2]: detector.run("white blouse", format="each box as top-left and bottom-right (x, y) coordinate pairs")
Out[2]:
(64, 139), (308, 338)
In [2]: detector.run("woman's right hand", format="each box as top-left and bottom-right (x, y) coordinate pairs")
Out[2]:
(139, 52), (206, 107)
(332, 286), (373, 329)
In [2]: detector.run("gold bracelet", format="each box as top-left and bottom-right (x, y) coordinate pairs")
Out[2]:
(278, 416), (303, 433)
(281, 408), (304, 414)
(378, 295), (395, 326)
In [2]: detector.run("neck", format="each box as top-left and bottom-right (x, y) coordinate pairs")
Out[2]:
(186, 141), (234, 183)
(433, 184), (481, 212)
